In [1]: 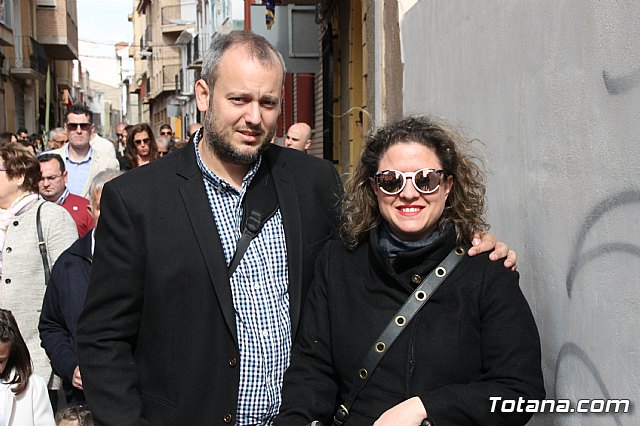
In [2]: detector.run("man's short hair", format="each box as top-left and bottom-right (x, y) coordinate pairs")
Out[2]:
(65, 103), (93, 123)
(89, 169), (124, 205)
(55, 405), (94, 426)
(16, 127), (29, 135)
(201, 31), (285, 90)
(49, 127), (66, 140)
(38, 153), (66, 173)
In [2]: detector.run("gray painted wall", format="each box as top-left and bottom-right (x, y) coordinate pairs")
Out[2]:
(400, 1), (639, 424)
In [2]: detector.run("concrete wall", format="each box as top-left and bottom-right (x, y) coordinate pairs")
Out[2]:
(400, 1), (639, 424)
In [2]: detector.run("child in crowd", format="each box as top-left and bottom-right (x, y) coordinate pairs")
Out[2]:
(0, 308), (55, 425)
(55, 406), (93, 426)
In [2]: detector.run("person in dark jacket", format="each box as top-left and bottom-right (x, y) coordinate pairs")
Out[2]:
(276, 116), (545, 426)
(38, 169), (123, 405)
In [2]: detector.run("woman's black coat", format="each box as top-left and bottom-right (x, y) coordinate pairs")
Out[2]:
(277, 230), (545, 425)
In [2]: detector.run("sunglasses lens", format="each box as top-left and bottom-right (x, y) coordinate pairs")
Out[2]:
(68, 123), (91, 131)
(378, 171), (404, 194)
(415, 170), (441, 193)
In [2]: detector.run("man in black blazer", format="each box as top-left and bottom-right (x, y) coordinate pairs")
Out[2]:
(77, 31), (511, 426)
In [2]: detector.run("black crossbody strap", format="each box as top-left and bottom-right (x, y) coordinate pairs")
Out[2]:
(227, 159), (279, 277)
(333, 246), (468, 426)
(36, 202), (51, 285)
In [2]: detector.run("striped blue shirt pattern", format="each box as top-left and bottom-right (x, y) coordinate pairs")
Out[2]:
(194, 133), (291, 425)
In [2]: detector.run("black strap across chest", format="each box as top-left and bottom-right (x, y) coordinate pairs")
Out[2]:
(36, 202), (52, 285)
(227, 160), (279, 277)
(332, 246), (468, 425)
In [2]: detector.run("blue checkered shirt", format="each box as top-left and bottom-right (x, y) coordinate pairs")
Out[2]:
(194, 134), (291, 425)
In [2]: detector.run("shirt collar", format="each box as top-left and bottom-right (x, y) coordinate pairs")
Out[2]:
(54, 187), (70, 205)
(193, 128), (261, 194)
(64, 144), (93, 164)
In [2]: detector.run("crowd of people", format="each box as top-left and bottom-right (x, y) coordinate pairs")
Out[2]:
(0, 30), (543, 426)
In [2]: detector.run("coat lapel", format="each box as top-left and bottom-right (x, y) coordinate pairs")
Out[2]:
(176, 143), (238, 344)
(265, 148), (304, 338)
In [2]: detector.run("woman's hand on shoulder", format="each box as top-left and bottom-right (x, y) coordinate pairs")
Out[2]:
(468, 231), (517, 271)
(373, 396), (427, 426)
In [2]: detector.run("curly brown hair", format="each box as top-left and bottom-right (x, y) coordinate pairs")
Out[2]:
(0, 142), (41, 193)
(340, 115), (489, 249)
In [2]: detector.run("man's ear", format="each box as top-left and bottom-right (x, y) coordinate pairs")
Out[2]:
(195, 79), (210, 112)
(304, 139), (312, 151)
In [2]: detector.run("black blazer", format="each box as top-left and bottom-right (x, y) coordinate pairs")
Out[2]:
(77, 141), (343, 425)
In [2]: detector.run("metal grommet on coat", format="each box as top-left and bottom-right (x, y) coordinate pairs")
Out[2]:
(395, 315), (406, 326)
(375, 342), (386, 353)
(435, 267), (446, 277)
(455, 246), (465, 255)
(415, 290), (426, 301)
(223, 413), (233, 423)
(358, 368), (368, 379)
(411, 274), (422, 284)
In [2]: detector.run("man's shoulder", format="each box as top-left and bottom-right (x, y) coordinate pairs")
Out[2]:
(91, 149), (120, 169)
(91, 135), (116, 154)
(109, 147), (185, 192)
(50, 147), (66, 157)
(63, 193), (91, 208)
(266, 145), (334, 175)
(65, 232), (93, 258)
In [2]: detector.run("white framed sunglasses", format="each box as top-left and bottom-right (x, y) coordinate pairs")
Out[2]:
(374, 168), (446, 195)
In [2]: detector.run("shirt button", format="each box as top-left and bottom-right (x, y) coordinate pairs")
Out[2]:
(228, 357), (237, 367)
(223, 413), (233, 423)
(262, 330), (269, 338)
(5, 279), (11, 284)
(253, 283), (262, 290)
(5, 247), (11, 253)
(411, 274), (422, 284)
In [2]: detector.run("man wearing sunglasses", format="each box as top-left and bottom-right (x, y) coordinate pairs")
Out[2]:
(50, 104), (120, 199)
(158, 123), (173, 138)
(76, 31), (514, 426)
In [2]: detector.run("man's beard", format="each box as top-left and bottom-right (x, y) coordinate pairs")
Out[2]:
(204, 111), (275, 165)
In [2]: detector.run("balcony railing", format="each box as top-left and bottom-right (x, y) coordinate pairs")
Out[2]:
(145, 26), (152, 48)
(0, 0), (12, 27)
(11, 36), (48, 80)
(189, 29), (210, 69)
(151, 64), (179, 97)
(161, 4), (195, 33)
(161, 4), (181, 25)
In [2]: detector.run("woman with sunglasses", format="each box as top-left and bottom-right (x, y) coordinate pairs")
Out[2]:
(121, 123), (159, 171)
(277, 116), (545, 425)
